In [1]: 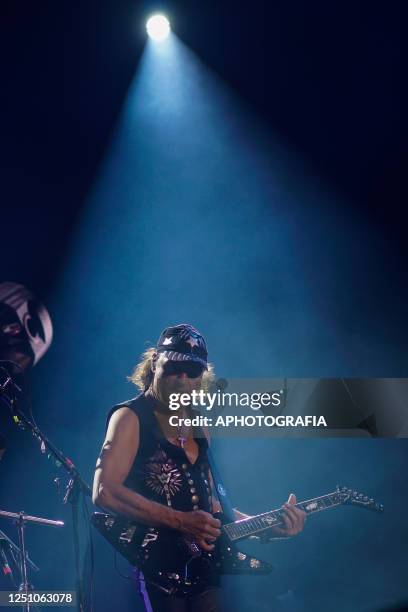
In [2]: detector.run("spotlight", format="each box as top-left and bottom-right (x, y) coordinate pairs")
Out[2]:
(146, 14), (171, 42)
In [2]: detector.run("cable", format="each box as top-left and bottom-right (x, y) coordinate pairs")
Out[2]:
(81, 494), (95, 612)
(24, 371), (40, 430)
(340, 378), (362, 412)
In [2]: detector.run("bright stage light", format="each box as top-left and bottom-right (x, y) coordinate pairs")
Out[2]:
(146, 14), (171, 42)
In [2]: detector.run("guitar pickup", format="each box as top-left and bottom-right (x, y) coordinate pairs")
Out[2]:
(141, 531), (158, 547)
(119, 525), (137, 544)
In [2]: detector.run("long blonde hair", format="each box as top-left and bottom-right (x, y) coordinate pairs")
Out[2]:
(128, 347), (216, 392)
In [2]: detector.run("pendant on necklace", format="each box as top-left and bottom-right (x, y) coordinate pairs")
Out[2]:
(178, 435), (187, 449)
(177, 420), (190, 449)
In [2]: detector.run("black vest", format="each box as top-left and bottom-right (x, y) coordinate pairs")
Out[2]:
(106, 393), (213, 514)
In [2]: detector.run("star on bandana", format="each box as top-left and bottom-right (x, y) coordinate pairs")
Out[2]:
(186, 336), (198, 348)
(163, 337), (173, 345)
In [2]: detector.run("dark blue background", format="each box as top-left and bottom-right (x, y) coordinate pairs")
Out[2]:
(1, 1), (407, 610)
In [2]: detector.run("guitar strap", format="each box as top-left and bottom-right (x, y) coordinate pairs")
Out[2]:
(206, 447), (235, 522)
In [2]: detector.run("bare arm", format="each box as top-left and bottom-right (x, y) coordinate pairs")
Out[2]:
(92, 407), (180, 528)
(93, 407), (221, 551)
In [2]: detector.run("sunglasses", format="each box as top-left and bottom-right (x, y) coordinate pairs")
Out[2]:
(162, 361), (205, 378)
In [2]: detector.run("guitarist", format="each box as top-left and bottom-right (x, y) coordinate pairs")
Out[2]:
(92, 324), (307, 611)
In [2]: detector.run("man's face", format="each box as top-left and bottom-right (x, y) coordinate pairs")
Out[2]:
(150, 353), (204, 407)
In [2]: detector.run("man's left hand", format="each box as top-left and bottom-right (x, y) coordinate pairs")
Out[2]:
(267, 493), (307, 538)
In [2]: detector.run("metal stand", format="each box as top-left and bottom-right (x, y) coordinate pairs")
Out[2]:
(0, 510), (64, 612)
(63, 479), (85, 611)
(1, 368), (91, 612)
(0, 526), (39, 578)
(16, 513), (32, 605)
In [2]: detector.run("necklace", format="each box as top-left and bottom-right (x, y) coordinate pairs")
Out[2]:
(151, 398), (191, 449)
(176, 421), (190, 448)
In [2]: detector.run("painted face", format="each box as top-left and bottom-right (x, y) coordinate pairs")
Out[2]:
(150, 353), (204, 407)
(0, 282), (53, 372)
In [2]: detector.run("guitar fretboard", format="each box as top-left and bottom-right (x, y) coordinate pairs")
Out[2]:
(223, 491), (342, 542)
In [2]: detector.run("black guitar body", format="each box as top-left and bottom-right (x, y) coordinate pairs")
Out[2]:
(91, 512), (272, 595)
(91, 486), (383, 595)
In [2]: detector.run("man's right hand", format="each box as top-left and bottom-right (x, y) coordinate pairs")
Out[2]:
(177, 510), (222, 552)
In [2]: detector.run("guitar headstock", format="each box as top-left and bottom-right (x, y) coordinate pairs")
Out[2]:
(336, 485), (384, 513)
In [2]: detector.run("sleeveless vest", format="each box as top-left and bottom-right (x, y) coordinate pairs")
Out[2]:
(106, 393), (213, 514)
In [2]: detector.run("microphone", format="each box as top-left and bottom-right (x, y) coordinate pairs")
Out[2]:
(209, 378), (228, 393)
(0, 366), (13, 395)
(0, 363), (22, 427)
(208, 378), (229, 415)
(0, 538), (13, 578)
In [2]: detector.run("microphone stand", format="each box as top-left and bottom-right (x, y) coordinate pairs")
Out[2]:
(0, 510), (64, 612)
(1, 372), (91, 612)
(0, 527), (39, 576)
(0, 531), (18, 587)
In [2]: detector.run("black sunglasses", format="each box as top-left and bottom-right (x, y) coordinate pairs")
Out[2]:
(162, 361), (205, 378)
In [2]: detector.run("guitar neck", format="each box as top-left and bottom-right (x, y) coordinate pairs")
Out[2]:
(223, 490), (342, 542)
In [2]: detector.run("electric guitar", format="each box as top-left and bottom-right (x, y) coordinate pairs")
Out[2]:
(91, 485), (383, 595)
